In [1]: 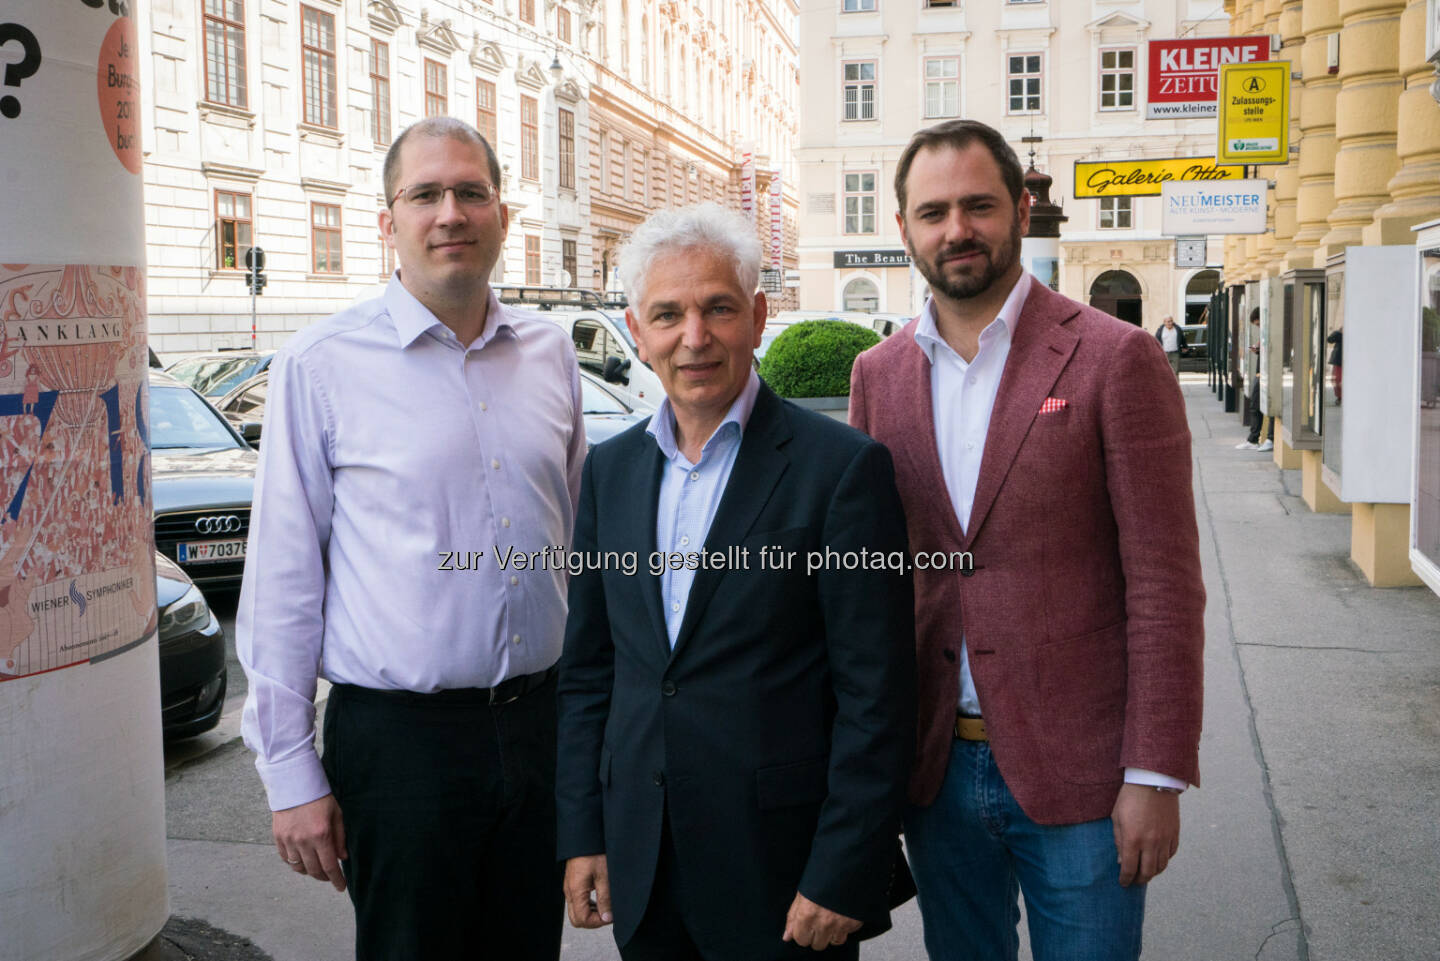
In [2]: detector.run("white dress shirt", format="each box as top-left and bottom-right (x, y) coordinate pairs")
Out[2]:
(238, 277), (585, 811)
(1160, 325), (1180, 353)
(914, 271), (1184, 792)
(648, 370), (761, 646)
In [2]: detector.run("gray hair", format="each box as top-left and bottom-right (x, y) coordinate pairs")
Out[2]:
(383, 117), (500, 206)
(617, 203), (761, 308)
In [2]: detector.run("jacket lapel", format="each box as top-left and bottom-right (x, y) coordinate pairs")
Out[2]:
(963, 279), (1079, 547)
(628, 435), (672, 662)
(669, 385), (791, 661)
(894, 331), (966, 547)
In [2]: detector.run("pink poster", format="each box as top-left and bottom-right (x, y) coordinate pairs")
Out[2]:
(0, 264), (155, 679)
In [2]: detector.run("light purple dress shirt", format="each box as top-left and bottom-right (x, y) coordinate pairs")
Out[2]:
(238, 278), (585, 812)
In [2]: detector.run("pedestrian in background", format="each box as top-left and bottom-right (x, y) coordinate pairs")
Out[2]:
(557, 203), (916, 961)
(1237, 308), (1274, 451)
(850, 119), (1205, 961)
(1155, 315), (1188, 378)
(237, 117), (584, 960)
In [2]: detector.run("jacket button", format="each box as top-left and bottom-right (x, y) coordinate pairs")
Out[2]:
(652, 771), (665, 787)
(943, 649), (956, 662)
(661, 680), (677, 696)
(961, 566), (976, 577)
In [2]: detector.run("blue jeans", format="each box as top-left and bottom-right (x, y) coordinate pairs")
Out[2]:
(904, 740), (1145, 961)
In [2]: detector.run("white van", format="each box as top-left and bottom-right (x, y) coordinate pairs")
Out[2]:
(509, 306), (663, 414)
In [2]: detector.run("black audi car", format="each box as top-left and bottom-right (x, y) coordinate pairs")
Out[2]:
(148, 370), (256, 589)
(156, 550), (227, 739)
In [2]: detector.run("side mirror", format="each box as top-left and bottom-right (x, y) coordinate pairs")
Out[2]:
(240, 422), (263, 446)
(603, 355), (631, 385)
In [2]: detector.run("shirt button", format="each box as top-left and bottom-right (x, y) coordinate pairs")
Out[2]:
(690, 471), (700, 481)
(492, 459), (501, 470)
(510, 575), (519, 586)
(679, 535), (690, 546)
(480, 401), (488, 411)
(502, 517), (511, 528)
(512, 633), (522, 644)
(671, 601), (681, 613)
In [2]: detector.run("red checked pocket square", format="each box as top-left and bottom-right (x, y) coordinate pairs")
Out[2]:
(1038, 397), (1068, 415)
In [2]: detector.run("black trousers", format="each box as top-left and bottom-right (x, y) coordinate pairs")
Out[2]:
(322, 672), (562, 961)
(1246, 379), (1274, 444)
(619, 812), (860, 961)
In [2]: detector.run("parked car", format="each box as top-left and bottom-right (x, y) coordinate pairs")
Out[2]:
(215, 367), (646, 453)
(155, 550), (226, 739)
(580, 369), (647, 449)
(509, 306), (663, 413)
(772, 309), (906, 339)
(166, 349), (274, 400)
(1180, 323), (1209, 372)
(149, 370), (256, 589)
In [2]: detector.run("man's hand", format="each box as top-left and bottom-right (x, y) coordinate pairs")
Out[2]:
(273, 794), (347, 892)
(563, 855), (613, 928)
(781, 892), (862, 951)
(1112, 783), (1181, 887)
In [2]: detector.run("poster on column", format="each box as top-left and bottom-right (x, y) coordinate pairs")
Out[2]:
(769, 170), (783, 268)
(0, 3), (155, 682)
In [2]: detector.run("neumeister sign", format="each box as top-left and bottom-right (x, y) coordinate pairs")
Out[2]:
(833, 249), (911, 268)
(1074, 157), (1245, 198)
(1160, 179), (1268, 236)
(1146, 36), (1270, 119)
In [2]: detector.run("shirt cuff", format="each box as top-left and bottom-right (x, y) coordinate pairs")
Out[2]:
(255, 750), (332, 812)
(1124, 767), (1188, 792)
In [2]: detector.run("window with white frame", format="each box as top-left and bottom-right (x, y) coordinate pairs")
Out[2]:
(842, 61), (876, 121)
(844, 172), (877, 234)
(1006, 53), (1043, 114)
(1099, 195), (1132, 229)
(1099, 48), (1135, 111)
(924, 57), (959, 118)
(841, 0), (876, 10)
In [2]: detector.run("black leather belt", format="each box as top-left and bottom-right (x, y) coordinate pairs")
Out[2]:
(332, 664), (557, 708)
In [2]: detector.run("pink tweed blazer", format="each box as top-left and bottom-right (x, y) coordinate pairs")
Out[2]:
(850, 277), (1204, 825)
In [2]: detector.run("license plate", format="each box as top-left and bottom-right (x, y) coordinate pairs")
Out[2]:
(178, 538), (247, 563)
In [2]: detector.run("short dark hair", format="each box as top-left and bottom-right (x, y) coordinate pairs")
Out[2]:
(383, 117), (501, 206)
(894, 119), (1025, 216)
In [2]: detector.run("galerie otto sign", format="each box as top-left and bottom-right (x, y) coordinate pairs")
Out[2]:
(1160, 180), (1268, 236)
(1073, 157), (1243, 199)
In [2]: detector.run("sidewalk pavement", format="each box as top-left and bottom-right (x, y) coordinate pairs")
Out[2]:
(156, 381), (1440, 961)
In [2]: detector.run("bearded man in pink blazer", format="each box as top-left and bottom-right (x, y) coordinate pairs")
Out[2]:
(849, 119), (1205, 961)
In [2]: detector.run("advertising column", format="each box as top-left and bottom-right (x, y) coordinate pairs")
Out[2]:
(0, 3), (168, 960)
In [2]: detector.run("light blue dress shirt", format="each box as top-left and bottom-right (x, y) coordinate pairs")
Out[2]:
(238, 277), (585, 811)
(647, 370), (761, 647)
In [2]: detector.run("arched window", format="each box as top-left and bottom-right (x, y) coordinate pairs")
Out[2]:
(620, 0), (629, 74)
(661, 30), (670, 97)
(843, 277), (879, 312)
(640, 16), (649, 88)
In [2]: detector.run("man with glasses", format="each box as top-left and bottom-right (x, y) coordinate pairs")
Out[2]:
(238, 117), (584, 959)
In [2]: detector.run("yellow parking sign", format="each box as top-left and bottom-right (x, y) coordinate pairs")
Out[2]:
(1217, 61), (1290, 164)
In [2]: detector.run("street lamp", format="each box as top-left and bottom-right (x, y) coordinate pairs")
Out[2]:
(549, 51), (563, 83)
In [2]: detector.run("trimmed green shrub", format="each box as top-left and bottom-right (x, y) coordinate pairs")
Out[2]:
(758, 319), (880, 398)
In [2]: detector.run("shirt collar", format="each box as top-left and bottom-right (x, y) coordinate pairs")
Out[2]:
(382, 273), (514, 350)
(913, 269), (1033, 364)
(647, 368), (762, 463)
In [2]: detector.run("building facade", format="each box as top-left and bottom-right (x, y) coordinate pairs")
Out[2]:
(795, 0), (1231, 324)
(1217, 0), (1440, 593)
(136, 0), (800, 355)
(583, 0), (800, 308)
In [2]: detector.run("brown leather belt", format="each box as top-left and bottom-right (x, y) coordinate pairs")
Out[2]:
(954, 714), (988, 742)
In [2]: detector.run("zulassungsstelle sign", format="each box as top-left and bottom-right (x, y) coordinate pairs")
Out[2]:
(1073, 157), (1244, 198)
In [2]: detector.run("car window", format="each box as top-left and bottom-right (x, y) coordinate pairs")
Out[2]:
(580, 377), (627, 414)
(573, 319), (627, 378)
(168, 357), (261, 397)
(227, 380), (268, 417)
(149, 386), (245, 449)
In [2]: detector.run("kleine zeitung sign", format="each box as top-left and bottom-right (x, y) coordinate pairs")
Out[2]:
(1147, 36), (1270, 119)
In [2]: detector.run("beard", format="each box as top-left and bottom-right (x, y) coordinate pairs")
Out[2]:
(909, 216), (1023, 302)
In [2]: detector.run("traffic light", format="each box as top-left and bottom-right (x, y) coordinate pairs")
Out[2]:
(244, 246), (267, 295)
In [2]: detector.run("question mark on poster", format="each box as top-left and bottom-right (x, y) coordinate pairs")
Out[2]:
(0, 24), (43, 119)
